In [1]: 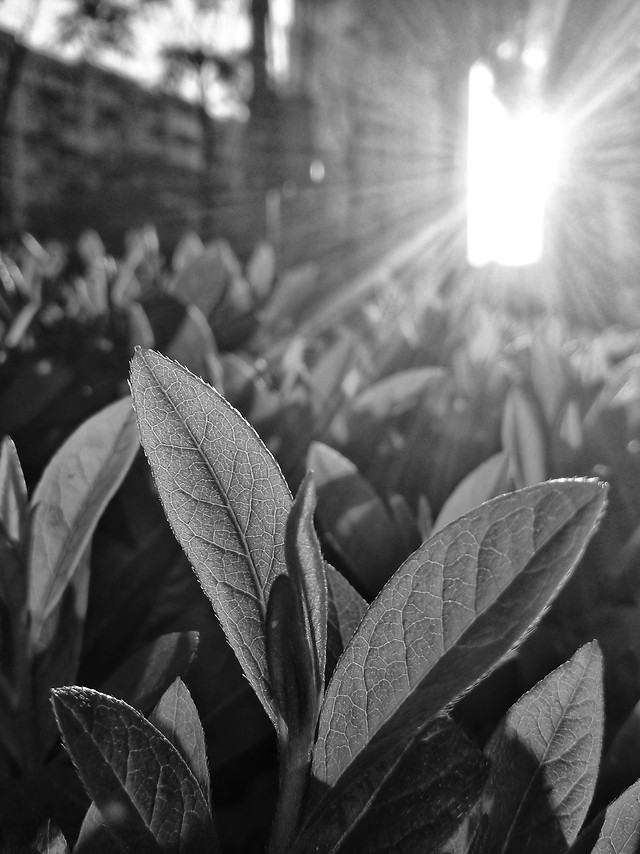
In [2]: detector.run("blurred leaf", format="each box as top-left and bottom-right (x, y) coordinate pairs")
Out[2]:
(126, 302), (155, 350)
(349, 367), (448, 421)
(308, 334), (356, 418)
(479, 642), (603, 853)
(433, 451), (512, 534)
(33, 545), (91, 752)
(165, 304), (224, 392)
(29, 820), (70, 853)
(172, 231), (204, 274)
(0, 436), (28, 549)
(168, 239), (236, 319)
(130, 349), (291, 726)
(245, 241), (276, 301)
(99, 631), (199, 715)
(312, 480), (606, 799)
(308, 441), (407, 598)
(502, 385), (547, 488)
(28, 397), (140, 652)
(529, 333), (569, 426)
(150, 678), (210, 804)
(293, 716), (488, 854)
(52, 687), (218, 853)
(3, 301), (40, 348)
(325, 563), (367, 680)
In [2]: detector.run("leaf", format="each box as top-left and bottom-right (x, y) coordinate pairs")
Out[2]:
(325, 563), (367, 680)
(27, 397), (140, 651)
(130, 349), (292, 726)
(99, 631), (199, 714)
(52, 687), (218, 854)
(308, 442), (404, 598)
(308, 334), (356, 417)
(29, 820), (70, 854)
(33, 544), (91, 752)
(432, 452), (512, 535)
(479, 642), (604, 854)
(150, 678), (210, 804)
(501, 386), (547, 489)
(582, 777), (640, 853)
(245, 240), (276, 301)
(284, 474), (327, 699)
(348, 368), (449, 420)
(292, 716), (489, 854)
(75, 804), (122, 853)
(0, 436), (28, 544)
(313, 479), (606, 792)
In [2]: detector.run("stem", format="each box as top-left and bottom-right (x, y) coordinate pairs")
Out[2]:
(268, 729), (313, 854)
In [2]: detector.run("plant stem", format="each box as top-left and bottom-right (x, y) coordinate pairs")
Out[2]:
(268, 730), (312, 854)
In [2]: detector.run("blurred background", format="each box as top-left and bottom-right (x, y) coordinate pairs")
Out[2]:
(0, 0), (638, 323)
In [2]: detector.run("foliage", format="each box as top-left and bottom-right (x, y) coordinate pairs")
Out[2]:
(5, 224), (640, 849)
(16, 343), (635, 854)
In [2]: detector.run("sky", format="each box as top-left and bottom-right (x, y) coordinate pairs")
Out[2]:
(0, 0), (256, 87)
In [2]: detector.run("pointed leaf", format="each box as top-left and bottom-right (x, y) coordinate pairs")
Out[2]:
(150, 678), (210, 804)
(28, 398), (140, 650)
(587, 777), (640, 853)
(99, 631), (199, 714)
(480, 642), (604, 853)
(29, 820), (70, 854)
(293, 716), (489, 854)
(313, 479), (606, 790)
(501, 386), (547, 489)
(285, 473), (327, 696)
(308, 442), (403, 597)
(52, 686), (218, 854)
(0, 436), (28, 544)
(130, 349), (291, 725)
(349, 368), (448, 420)
(325, 564), (367, 679)
(433, 452), (512, 534)
(75, 803), (123, 853)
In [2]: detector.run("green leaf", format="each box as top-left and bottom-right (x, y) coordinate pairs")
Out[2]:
(308, 442), (404, 598)
(0, 436), (28, 545)
(501, 386), (547, 489)
(150, 678), (210, 804)
(99, 631), (199, 714)
(313, 479), (606, 792)
(130, 349), (292, 726)
(52, 686), (218, 854)
(27, 397), (140, 651)
(293, 716), (489, 854)
(432, 451), (512, 534)
(479, 642), (604, 853)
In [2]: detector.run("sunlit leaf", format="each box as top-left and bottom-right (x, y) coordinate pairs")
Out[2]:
(479, 642), (604, 853)
(313, 479), (606, 793)
(130, 349), (291, 725)
(52, 687), (218, 853)
(581, 777), (640, 853)
(325, 563), (367, 679)
(150, 678), (210, 804)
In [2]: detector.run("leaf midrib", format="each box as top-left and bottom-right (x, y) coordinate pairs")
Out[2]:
(145, 354), (268, 621)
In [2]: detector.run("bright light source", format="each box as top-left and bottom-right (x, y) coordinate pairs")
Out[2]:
(467, 61), (562, 268)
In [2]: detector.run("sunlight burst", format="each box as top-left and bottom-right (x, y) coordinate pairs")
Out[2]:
(466, 61), (563, 269)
